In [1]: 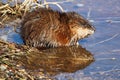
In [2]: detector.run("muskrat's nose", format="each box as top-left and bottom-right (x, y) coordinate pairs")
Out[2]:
(88, 27), (95, 35)
(90, 29), (95, 34)
(92, 26), (96, 32)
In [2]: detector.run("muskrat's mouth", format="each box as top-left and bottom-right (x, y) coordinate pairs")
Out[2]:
(77, 28), (95, 39)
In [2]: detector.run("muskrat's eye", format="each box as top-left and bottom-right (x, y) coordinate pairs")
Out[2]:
(84, 24), (87, 26)
(71, 26), (74, 28)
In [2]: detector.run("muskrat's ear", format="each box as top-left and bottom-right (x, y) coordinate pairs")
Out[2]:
(68, 19), (75, 25)
(68, 19), (73, 23)
(71, 12), (85, 20)
(67, 12), (81, 18)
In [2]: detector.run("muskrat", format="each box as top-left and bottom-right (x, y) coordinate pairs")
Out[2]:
(21, 8), (95, 48)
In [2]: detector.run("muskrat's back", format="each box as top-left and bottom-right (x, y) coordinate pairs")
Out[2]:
(21, 8), (95, 48)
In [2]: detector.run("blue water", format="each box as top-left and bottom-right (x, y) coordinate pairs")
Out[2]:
(0, 0), (120, 80)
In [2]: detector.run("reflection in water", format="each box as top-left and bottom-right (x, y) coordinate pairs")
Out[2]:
(18, 45), (94, 76)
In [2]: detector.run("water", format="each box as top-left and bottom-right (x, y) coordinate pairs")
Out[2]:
(0, 0), (120, 80)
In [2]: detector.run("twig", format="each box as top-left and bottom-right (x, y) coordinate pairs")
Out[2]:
(1, 15), (8, 22)
(112, 49), (120, 52)
(40, 0), (74, 12)
(44, 0), (49, 8)
(87, 8), (91, 20)
(41, 2), (64, 12)
(96, 57), (116, 61)
(106, 20), (120, 23)
(91, 33), (119, 46)
(0, 4), (9, 10)
(0, 40), (9, 45)
(0, 22), (2, 24)
(91, 69), (120, 75)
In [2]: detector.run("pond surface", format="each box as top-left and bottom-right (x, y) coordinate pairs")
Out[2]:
(53, 0), (120, 80)
(0, 0), (120, 80)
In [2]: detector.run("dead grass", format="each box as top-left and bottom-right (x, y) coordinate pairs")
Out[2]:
(0, 0), (73, 27)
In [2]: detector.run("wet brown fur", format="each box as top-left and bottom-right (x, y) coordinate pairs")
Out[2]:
(21, 8), (95, 48)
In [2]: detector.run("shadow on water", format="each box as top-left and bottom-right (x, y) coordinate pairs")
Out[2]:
(17, 45), (94, 76)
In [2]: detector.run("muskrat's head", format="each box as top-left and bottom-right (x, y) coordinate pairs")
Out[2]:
(67, 12), (95, 43)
